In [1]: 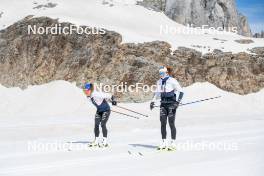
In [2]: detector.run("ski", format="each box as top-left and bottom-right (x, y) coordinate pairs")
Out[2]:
(88, 142), (110, 148)
(88, 144), (99, 148)
(156, 145), (177, 151)
(99, 144), (110, 148)
(127, 150), (144, 157)
(127, 146), (177, 156)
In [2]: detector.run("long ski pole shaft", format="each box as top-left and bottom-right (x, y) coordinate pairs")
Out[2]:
(154, 96), (221, 108)
(179, 96), (222, 106)
(115, 105), (148, 117)
(111, 110), (140, 119)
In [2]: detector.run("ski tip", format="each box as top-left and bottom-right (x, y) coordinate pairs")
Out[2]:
(156, 147), (163, 151)
(156, 147), (176, 152)
(138, 152), (143, 156)
(99, 145), (110, 148)
(167, 148), (176, 152)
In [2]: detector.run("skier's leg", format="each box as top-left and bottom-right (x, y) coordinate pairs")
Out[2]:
(160, 106), (168, 139)
(158, 106), (169, 149)
(90, 112), (102, 146)
(94, 112), (102, 138)
(168, 105), (177, 140)
(101, 110), (110, 138)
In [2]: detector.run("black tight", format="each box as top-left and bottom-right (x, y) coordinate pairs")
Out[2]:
(94, 110), (110, 137)
(160, 104), (177, 140)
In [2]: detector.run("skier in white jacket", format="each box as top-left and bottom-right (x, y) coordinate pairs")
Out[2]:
(150, 66), (184, 150)
(83, 82), (117, 147)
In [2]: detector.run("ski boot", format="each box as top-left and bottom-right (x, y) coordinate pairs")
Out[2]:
(89, 137), (99, 147)
(157, 139), (167, 151)
(167, 140), (176, 151)
(99, 137), (109, 148)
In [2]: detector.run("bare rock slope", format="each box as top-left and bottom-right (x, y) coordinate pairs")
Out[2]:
(0, 17), (263, 101)
(138, 0), (251, 37)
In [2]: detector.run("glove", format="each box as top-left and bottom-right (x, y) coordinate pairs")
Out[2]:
(112, 100), (117, 106)
(111, 96), (117, 106)
(175, 101), (180, 108)
(150, 102), (155, 110)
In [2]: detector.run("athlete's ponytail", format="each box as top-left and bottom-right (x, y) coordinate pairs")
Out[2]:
(166, 66), (173, 77)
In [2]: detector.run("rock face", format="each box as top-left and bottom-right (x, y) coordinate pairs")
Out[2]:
(138, 0), (251, 37)
(234, 39), (254, 44)
(253, 31), (264, 38)
(0, 17), (263, 101)
(137, 0), (166, 11)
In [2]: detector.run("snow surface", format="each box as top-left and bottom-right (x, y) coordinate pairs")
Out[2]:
(0, 81), (264, 175)
(0, 0), (264, 53)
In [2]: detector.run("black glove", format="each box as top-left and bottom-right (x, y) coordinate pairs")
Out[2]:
(112, 100), (117, 106)
(150, 102), (155, 110)
(175, 101), (180, 108)
(111, 96), (117, 106)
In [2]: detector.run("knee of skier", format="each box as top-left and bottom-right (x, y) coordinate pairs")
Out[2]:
(94, 120), (100, 127)
(168, 109), (176, 119)
(160, 118), (167, 126)
(101, 123), (106, 128)
(168, 117), (175, 125)
(169, 121), (175, 128)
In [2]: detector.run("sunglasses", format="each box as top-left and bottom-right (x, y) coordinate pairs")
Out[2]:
(159, 71), (166, 77)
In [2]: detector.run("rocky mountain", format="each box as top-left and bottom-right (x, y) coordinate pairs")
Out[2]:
(0, 17), (263, 101)
(137, 0), (251, 37)
(253, 31), (264, 38)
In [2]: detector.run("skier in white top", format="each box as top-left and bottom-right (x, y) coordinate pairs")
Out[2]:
(83, 82), (117, 147)
(150, 66), (184, 150)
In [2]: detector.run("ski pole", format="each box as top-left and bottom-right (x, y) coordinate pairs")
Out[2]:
(179, 96), (221, 106)
(154, 96), (222, 108)
(115, 105), (149, 117)
(111, 110), (140, 119)
(109, 99), (148, 117)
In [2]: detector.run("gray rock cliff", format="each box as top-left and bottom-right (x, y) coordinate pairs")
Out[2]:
(138, 0), (252, 36)
(0, 17), (263, 101)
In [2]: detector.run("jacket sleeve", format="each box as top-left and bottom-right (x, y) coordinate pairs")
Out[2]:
(152, 80), (161, 102)
(172, 79), (184, 102)
(92, 91), (112, 100)
(90, 97), (98, 107)
(171, 79), (183, 92)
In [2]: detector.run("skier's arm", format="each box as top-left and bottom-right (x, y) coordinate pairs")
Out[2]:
(172, 79), (184, 102)
(151, 80), (161, 102)
(150, 81), (161, 110)
(151, 92), (160, 102)
(92, 91), (112, 100)
(92, 91), (117, 106)
(90, 97), (98, 107)
(178, 92), (184, 102)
